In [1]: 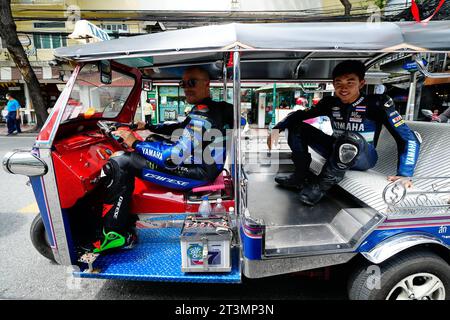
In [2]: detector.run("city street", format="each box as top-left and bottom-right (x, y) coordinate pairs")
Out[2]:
(0, 135), (348, 300)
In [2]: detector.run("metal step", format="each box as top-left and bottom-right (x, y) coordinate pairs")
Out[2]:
(264, 208), (385, 257)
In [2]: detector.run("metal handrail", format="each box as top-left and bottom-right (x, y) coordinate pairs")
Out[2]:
(415, 57), (450, 79)
(383, 176), (450, 212)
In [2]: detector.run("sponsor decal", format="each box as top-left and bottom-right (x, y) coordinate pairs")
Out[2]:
(144, 172), (189, 187)
(350, 117), (363, 123)
(332, 112), (341, 118)
(405, 140), (417, 165)
(113, 196), (123, 220)
(335, 122), (365, 131)
(390, 111), (399, 117)
(391, 115), (403, 124)
(141, 147), (163, 160)
(352, 96), (365, 107)
(332, 106), (341, 111)
(394, 119), (405, 127)
(438, 225), (448, 235)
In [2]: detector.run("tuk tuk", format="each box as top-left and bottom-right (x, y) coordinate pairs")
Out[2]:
(3, 22), (450, 300)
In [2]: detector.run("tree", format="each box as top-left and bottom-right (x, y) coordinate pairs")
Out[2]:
(0, 0), (48, 129)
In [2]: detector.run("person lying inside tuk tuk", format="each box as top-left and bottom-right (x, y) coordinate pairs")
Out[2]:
(267, 60), (422, 206)
(90, 66), (233, 253)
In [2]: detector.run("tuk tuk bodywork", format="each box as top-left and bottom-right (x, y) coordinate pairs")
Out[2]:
(4, 22), (450, 283)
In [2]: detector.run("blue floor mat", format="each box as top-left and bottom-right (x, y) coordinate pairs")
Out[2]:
(75, 227), (241, 283)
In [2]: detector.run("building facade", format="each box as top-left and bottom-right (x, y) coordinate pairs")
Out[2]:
(0, 0), (407, 125)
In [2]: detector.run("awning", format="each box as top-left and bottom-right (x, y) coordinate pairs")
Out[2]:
(424, 71), (450, 85)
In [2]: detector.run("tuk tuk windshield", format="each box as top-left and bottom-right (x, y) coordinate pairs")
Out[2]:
(62, 63), (135, 123)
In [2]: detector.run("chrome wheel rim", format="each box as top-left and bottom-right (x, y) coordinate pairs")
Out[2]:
(386, 273), (446, 300)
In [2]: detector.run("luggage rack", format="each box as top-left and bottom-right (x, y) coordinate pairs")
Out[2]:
(383, 176), (450, 217)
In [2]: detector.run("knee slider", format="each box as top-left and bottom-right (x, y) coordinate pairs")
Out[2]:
(101, 160), (121, 190)
(101, 156), (133, 192)
(332, 132), (364, 170)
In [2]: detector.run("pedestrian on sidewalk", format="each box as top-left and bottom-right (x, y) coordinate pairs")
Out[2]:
(5, 93), (22, 135)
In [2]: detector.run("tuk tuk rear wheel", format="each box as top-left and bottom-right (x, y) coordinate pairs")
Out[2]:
(348, 250), (450, 300)
(30, 214), (56, 263)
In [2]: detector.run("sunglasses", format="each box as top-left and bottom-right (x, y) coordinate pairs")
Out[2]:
(179, 79), (206, 88)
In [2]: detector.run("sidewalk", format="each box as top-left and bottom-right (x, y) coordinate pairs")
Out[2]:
(0, 123), (39, 137)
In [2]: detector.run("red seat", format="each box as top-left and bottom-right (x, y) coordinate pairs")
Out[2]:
(191, 172), (225, 193)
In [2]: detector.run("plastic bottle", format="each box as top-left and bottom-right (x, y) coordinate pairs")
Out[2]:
(198, 196), (212, 218)
(228, 207), (236, 228)
(212, 198), (226, 215)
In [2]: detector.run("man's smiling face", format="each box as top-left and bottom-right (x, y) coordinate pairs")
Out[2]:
(333, 73), (365, 104)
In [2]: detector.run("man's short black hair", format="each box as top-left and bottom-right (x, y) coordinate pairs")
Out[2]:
(184, 66), (210, 80)
(332, 60), (366, 81)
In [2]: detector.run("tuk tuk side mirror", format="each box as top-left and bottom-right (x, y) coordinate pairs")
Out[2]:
(99, 60), (112, 84)
(421, 109), (433, 118)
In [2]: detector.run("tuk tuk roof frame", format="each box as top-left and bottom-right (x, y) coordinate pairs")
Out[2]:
(55, 21), (450, 62)
(54, 22), (450, 83)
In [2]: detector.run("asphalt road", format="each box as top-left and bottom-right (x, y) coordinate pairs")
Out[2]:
(0, 135), (348, 300)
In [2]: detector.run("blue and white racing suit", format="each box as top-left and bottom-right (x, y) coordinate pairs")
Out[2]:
(273, 94), (421, 182)
(133, 97), (234, 189)
(100, 97), (233, 233)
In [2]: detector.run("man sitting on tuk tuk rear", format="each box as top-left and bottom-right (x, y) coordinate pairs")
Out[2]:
(268, 60), (422, 206)
(90, 67), (233, 253)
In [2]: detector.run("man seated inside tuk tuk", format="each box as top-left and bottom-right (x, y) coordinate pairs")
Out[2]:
(90, 66), (234, 253)
(268, 60), (422, 206)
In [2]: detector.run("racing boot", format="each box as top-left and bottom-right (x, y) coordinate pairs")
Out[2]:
(299, 163), (346, 206)
(274, 170), (314, 190)
(274, 173), (305, 190)
(92, 228), (137, 254)
(298, 183), (325, 206)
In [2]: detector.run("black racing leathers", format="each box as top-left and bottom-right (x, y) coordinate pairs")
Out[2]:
(274, 94), (421, 177)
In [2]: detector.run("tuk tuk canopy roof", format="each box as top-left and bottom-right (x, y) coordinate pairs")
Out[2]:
(55, 22), (450, 60)
(54, 22), (450, 80)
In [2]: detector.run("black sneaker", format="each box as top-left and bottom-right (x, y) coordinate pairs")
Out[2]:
(275, 174), (304, 190)
(299, 183), (326, 206)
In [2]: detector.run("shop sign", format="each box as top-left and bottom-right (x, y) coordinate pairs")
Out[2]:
(69, 20), (110, 42)
(159, 86), (179, 96)
(302, 83), (319, 89)
(402, 59), (427, 72)
(241, 102), (251, 110)
(164, 109), (177, 120)
(142, 79), (152, 92)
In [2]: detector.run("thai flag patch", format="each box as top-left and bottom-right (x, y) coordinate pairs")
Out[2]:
(355, 106), (366, 112)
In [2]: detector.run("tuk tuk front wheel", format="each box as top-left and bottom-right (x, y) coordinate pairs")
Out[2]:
(30, 214), (56, 263)
(348, 250), (450, 300)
